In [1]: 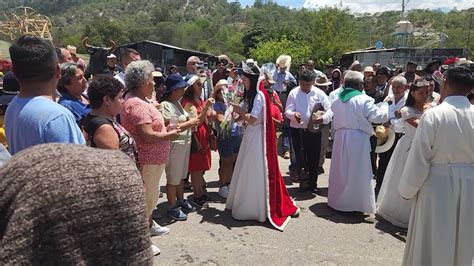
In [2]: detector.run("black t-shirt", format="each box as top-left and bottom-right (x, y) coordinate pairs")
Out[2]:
(82, 114), (111, 147)
(82, 113), (139, 167)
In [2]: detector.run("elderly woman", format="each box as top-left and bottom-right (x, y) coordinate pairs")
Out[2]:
(160, 73), (213, 220)
(119, 60), (179, 240)
(58, 62), (91, 124)
(181, 75), (213, 206)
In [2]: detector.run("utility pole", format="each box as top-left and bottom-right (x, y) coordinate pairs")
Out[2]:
(401, 0), (409, 19)
(402, 0), (405, 19)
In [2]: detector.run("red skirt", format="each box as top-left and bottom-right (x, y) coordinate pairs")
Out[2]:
(188, 122), (211, 172)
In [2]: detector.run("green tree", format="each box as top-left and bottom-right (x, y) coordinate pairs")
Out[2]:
(83, 19), (129, 48)
(249, 38), (312, 69)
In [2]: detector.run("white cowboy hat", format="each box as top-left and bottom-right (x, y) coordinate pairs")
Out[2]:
(375, 126), (396, 153)
(276, 55), (292, 72)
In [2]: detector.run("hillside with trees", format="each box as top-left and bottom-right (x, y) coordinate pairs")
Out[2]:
(0, 0), (472, 67)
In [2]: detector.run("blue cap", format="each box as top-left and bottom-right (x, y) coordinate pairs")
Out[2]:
(164, 73), (188, 93)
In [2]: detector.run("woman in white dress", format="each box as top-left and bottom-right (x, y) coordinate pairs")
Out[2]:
(377, 78), (431, 228)
(225, 61), (299, 231)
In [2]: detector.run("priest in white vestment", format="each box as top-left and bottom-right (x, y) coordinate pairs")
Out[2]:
(399, 66), (474, 266)
(325, 71), (389, 213)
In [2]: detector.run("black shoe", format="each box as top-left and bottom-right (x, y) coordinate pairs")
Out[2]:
(318, 167), (325, 174)
(179, 199), (196, 213)
(193, 194), (209, 208)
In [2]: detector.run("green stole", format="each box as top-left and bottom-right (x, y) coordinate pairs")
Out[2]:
(339, 87), (363, 103)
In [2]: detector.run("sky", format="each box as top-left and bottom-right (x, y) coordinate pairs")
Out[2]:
(235, 0), (473, 13)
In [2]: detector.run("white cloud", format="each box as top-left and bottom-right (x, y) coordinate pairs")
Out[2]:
(303, 0), (473, 14)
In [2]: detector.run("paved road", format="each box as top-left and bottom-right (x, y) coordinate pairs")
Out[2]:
(152, 152), (406, 265)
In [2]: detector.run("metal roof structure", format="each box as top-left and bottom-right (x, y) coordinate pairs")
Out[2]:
(117, 40), (214, 58)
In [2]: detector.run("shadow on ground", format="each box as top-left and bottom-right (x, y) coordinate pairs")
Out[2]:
(153, 196), (276, 231)
(309, 202), (375, 224)
(374, 215), (407, 243)
(196, 207), (275, 231)
(287, 187), (316, 201)
(286, 186), (328, 201)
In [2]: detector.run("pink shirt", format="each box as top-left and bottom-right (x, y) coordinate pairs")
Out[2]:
(120, 97), (170, 165)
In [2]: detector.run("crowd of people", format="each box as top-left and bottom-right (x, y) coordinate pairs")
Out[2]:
(0, 35), (473, 265)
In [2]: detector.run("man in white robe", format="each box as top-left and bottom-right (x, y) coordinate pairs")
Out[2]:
(324, 71), (389, 213)
(399, 66), (474, 266)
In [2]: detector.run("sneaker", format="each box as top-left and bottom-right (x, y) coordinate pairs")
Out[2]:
(193, 194), (209, 208)
(167, 207), (187, 221)
(151, 244), (161, 256)
(283, 151), (290, 159)
(218, 186), (229, 198)
(179, 199), (196, 213)
(150, 220), (170, 236)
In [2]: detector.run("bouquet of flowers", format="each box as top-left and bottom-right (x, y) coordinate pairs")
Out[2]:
(219, 78), (244, 136)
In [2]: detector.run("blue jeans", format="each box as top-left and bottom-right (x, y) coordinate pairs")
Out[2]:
(282, 126), (290, 151)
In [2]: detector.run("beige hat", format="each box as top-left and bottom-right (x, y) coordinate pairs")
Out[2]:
(152, 71), (163, 78)
(315, 75), (332, 86)
(349, 60), (361, 70)
(276, 55), (292, 71)
(375, 126), (396, 153)
(214, 79), (228, 94)
(364, 66), (375, 73)
(66, 45), (77, 55)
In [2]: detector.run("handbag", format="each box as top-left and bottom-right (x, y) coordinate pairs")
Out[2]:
(190, 132), (202, 153)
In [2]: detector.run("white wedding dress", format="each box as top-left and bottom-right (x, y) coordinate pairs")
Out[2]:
(226, 92), (267, 222)
(377, 106), (422, 228)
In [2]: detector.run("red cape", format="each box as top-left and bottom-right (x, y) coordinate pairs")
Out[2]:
(259, 82), (299, 231)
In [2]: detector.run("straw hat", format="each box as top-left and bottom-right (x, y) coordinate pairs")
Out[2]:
(374, 126), (396, 153)
(152, 71), (163, 78)
(314, 75), (332, 86)
(349, 60), (361, 70)
(364, 66), (375, 74)
(213, 79), (228, 94)
(275, 55), (292, 71)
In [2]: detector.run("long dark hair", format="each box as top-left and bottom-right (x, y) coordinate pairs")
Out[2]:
(242, 72), (259, 112)
(404, 86), (417, 107)
(405, 78), (428, 107)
